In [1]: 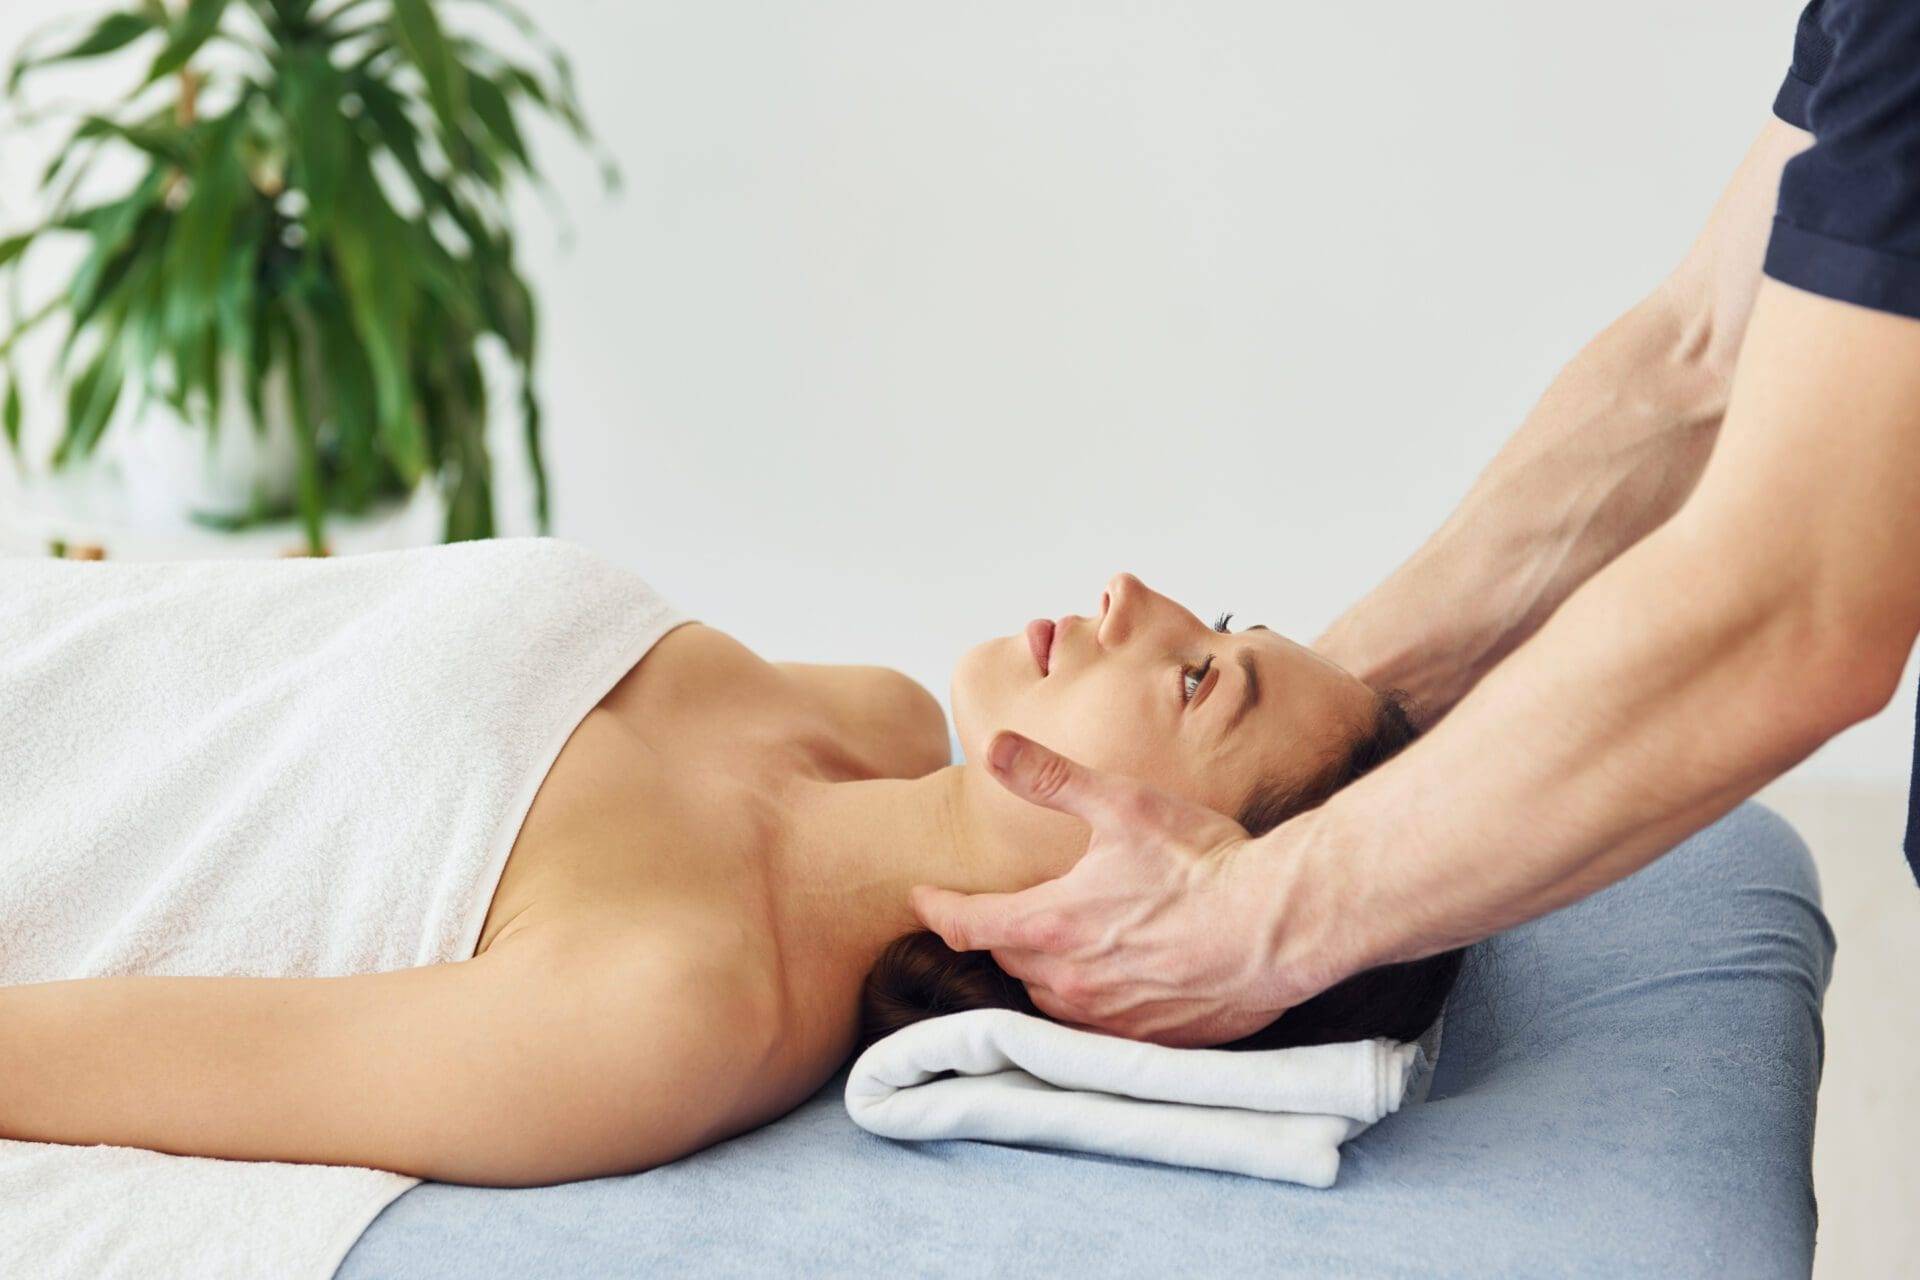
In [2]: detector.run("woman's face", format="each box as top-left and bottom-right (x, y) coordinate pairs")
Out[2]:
(951, 573), (1378, 816)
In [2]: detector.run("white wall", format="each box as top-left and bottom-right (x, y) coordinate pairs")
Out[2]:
(5, 1), (1913, 784)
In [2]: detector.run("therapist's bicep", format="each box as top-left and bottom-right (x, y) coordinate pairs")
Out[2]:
(1672, 277), (1920, 707)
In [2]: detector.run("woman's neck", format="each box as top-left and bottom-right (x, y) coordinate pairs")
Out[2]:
(765, 765), (1078, 977)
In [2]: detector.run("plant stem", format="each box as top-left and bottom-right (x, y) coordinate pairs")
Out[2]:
(168, 4), (198, 206)
(174, 0), (201, 125)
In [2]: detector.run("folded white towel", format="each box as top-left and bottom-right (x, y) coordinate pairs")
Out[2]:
(844, 1008), (1426, 1187)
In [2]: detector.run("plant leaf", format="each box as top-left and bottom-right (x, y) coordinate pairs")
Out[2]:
(213, 232), (260, 392)
(63, 168), (167, 352)
(0, 296), (61, 364)
(477, 247), (533, 359)
(2, 367), (21, 453)
(327, 155), (425, 479)
(54, 336), (124, 465)
(447, 24), (612, 190)
(0, 232), (36, 271)
(348, 68), (491, 254)
(66, 204), (167, 354)
(281, 50), (348, 223)
(144, 0), (233, 84)
(316, 0), (382, 37)
(312, 283), (382, 507)
(275, 300), (327, 552)
(8, 11), (159, 95)
(15, 0), (580, 539)
(464, 69), (527, 173)
(119, 244), (172, 383)
(440, 378), (493, 542)
(520, 378), (547, 531)
(72, 112), (192, 165)
(497, 62), (548, 110)
(388, 0), (468, 158)
(160, 113), (247, 369)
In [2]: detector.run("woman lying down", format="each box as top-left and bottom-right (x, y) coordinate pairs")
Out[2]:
(0, 536), (1461, 1188)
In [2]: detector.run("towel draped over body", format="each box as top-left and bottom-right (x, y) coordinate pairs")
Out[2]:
(0, 538), (686, 1279)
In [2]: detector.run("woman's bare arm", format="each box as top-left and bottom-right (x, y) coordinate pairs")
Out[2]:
(0, 929), (775, 1187)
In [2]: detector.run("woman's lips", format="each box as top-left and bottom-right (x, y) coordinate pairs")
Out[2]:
(1025, 618), (1055, 676)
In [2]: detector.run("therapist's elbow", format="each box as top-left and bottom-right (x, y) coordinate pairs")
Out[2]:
(1683, 523), (1918, 748)
(1777, 626), (1912, 747)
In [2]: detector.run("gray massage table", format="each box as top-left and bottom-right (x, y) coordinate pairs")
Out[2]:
(336, 801), (1833, 1278)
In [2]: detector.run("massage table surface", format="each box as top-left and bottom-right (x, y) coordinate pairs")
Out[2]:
(337, 802), (1831, 1278)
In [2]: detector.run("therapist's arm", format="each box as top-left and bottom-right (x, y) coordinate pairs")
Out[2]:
(1316, 120), (1811, 720)
(1292, 279), (1920, 979)
(912, 279), (1920, 1046)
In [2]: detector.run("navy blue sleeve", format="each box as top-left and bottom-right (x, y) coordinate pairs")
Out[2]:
(1771, 0), (1835, 129)
(1763, 0), (1920, 322)
(1767, 2), (1920, 886)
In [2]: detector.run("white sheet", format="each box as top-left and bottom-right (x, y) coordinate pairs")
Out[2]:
(0, 537), (686, 1279)
(844, 1007), (1427, 1187)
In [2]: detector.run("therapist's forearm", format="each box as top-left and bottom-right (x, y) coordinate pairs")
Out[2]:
(1299, 519), (1843, 977)
(1314, 286), (1726, 718)
(1317, 121), (1811, 720)
(1276, 282), (1920, 990)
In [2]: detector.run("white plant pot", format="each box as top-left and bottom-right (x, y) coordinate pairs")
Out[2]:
(1, 355), (443, 559)
(108, 357), (304, 528)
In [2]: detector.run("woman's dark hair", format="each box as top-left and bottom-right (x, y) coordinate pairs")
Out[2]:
(859, 688), (1465, 1052)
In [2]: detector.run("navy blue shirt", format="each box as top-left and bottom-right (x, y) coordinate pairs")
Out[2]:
(1765, 0), (1920, 883)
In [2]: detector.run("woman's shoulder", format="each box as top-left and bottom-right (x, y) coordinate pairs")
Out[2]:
(775, 662), (951, 779)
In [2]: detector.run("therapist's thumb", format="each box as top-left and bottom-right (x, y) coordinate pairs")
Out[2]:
(909, 882), (1047, 953)
(984, 729), (1160, 833)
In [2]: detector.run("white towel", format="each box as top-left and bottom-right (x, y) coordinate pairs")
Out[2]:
(0, 537), (686, 1279)
(844, 1007), (1428, 1187)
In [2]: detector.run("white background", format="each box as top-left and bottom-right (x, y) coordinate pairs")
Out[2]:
(5, 0), (1914, 784)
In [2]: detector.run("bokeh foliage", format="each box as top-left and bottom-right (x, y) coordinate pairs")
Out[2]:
(1, 0), (611, 548)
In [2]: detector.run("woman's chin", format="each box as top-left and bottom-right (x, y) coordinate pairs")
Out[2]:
(948, 639), (1008, 755)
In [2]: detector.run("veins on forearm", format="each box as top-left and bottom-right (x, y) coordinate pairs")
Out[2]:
(1318, 296), (1727, 718)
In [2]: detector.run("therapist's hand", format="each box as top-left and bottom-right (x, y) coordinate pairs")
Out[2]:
(909, 730), (1324, 1047)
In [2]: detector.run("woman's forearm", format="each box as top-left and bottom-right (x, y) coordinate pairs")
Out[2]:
(1315, 285), (1727, 718)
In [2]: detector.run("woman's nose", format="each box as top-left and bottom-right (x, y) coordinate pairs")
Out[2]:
(1098, 572), (1147, 646)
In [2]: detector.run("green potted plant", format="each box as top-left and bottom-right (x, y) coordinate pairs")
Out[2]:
(0, 0), (611, 552)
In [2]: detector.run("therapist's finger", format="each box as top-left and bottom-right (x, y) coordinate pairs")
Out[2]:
(909, 881), (1068, 954)
(1022, 981), (1096, 1029)
(984, 730), (1179, 835)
